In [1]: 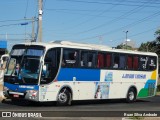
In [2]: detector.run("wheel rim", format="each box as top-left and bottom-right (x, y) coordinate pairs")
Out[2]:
(129, 91), (134, 101)
(58, 92), (67, 103)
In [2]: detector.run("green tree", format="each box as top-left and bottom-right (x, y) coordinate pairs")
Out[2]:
(116, 44), (132, 50)
(155, 29), (160, 36)
(139, 29), (160, 65)
(138, 42), (148, 52)
(154, 29), (160, 65)
(138, 41), (156, 52)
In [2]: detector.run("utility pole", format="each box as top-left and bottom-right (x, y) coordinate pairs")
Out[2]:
(37, 0), (43, 42)
(32, 17), (35, 41)
(124, 31), (128, 49)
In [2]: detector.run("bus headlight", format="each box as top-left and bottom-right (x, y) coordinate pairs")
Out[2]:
(26, 90), (38, 99)
(3, 86), (9, 91)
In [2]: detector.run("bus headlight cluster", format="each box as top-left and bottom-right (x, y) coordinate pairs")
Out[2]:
(26, 90), (38, 99)
(3, 86), (9, 91)
(3, 86), (9, 97)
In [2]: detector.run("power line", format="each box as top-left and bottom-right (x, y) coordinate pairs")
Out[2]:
(69, 0), (126, 29)
(0, 34), (26, 35)
(0, 19), (32, 23)
(78, 10), (160, 41)
(45, 0), (152, 33)
(60, 0), (160, 8)
(92, 0), (160, 5)
(52, 0), (126, 31)
(34, 0), (38, 17)
(45, 8), (159, 13)
(5, 39), (28, 40)
(44, 0), (159, 35)
(43, 0), (47, 9)
(0, 21), (32, 28)
(113, 26), (160, 42)
(71, 1), (152, 34)
(0, 23), (23, 28)
(24, 0), (29, 18)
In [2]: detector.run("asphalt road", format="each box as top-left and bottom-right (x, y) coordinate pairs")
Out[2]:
(0, 96), (160, 111)
(0, 96), (160, 117)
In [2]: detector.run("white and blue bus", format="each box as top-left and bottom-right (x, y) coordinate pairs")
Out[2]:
(3, 41), (158, 105)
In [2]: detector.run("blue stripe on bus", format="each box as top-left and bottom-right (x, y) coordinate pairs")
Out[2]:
(144, 80), (156, 88)
(57, 68), (100, 81)
(4, 82), (39, 92)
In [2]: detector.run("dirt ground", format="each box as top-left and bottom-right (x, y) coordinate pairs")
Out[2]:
(0, 84), (3, 100)
(0, 83), (2, 91)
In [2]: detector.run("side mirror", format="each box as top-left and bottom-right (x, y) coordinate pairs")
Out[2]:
(42, 65), (47, 77)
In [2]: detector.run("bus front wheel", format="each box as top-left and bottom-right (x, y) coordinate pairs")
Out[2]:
(126, 88), (136, 103)
(57, 89), (71, 106)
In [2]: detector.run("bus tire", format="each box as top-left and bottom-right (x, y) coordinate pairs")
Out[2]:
(57, 89), (71, 106)
(126, 88), (136, 103)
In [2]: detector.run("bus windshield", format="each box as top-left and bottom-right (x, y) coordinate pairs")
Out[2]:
(5, 45), (45, 85)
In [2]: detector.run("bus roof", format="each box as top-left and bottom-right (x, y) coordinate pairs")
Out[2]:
(14, 41), (157, 56)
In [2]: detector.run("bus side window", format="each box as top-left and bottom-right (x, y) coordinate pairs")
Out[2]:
(88, 52), (96, 67)
(81, 52), (88, 67)
(97, 53), (104, 68)
(80, 51), (96, 68)
(148, 57), (156, 70)
(63, 49), (78, 67)
(139, 56), (148, 70)
(133, 56), (139, 70)
(119, 54), (126, 69)
(113, 54), (119, 69)
(105, 53), (111, 68)
(127, 55), (133, 69)
(42, 49), (58, 84)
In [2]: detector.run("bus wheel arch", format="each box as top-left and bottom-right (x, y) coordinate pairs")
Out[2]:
(126, 86), (137, 103)
(56, 86), (72, 106)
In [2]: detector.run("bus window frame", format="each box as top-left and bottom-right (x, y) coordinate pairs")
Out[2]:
(62, 48), (79, 68)
(147, 56), (157, 71)
(80, 50), (97, 69)
(97, 52), (105, 69)
(41, 48), (61, 84)
(112, 53), (120, 69)
(59, 48), (158, 72)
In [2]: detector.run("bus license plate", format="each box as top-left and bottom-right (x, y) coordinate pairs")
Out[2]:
(13, 94), (19, 98)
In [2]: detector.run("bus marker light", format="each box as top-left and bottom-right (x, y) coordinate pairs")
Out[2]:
(56, 85), (60, 87)
(54, 79), (58, 82)
(27, 90), (38, 96)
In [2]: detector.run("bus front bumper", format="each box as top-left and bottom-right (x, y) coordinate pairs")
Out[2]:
(3, 88), (39, 102)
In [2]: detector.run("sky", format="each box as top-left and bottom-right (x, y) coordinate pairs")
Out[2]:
(0, 0), (160, 50)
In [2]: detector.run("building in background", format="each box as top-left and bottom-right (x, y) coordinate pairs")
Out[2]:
(122, 39), (136, 48)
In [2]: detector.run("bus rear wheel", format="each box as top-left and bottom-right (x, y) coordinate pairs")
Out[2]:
(57, 89), (71, 106)
(126, 88), (136, 103)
